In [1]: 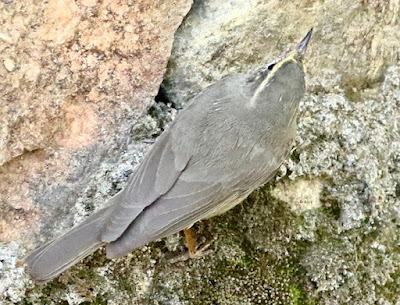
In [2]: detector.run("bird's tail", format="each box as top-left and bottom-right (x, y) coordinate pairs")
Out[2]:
(26, 205), (113, 284)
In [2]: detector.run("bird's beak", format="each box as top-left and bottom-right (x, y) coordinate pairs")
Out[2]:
(296, 28), (313, 55)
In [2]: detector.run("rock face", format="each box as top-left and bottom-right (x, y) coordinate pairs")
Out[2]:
(1, 0), (400, 304)
(0, 0), (192, 302)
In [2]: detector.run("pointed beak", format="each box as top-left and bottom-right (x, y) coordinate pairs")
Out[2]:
(296, 28), (313, 55)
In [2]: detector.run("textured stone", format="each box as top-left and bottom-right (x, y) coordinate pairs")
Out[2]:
(0, 0), (192, 241)
(0, 0), (192, 302)
(272, 178), (323, 212)
(2, 58), (15, 72)
(165, 0), (400, 104)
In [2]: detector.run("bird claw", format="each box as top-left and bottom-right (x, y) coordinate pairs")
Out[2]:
(188, 242), (213, 259)
(169, 241), (214, 264)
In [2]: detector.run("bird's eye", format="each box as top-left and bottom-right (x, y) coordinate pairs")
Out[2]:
(267, 63), (275, 71)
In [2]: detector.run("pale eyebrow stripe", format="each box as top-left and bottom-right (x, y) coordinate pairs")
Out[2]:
(249, 53), (298, 107)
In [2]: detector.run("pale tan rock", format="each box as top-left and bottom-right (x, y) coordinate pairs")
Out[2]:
(0, 0), (192, 247)
(272, 179), (323, 212)
(3, 58), (15, 72)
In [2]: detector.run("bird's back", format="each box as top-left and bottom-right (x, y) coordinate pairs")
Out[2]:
(171, 73), (295, 186)
(105, 74), (297, 257)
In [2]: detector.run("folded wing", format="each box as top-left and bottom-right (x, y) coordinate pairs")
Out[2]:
(101, 130), (191, 243)
(106, 172), (232, 258)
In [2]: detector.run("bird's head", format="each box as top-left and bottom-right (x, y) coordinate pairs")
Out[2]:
(247, 29), (313, 108)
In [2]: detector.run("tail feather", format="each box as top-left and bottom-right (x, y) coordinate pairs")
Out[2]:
(26, 206), (113, 284)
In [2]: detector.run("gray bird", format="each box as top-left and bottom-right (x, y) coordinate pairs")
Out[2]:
(27, 29), (313, 284)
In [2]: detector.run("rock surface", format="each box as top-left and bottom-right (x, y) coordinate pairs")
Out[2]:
(0, 0), (192, 302)
(1, 0), (400, 304)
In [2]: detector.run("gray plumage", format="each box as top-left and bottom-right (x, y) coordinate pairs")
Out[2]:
(27, 29), (312, 284)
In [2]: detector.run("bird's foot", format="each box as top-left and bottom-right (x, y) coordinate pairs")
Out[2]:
(188, 241), (213, 259)
(169, 241), (214, 264)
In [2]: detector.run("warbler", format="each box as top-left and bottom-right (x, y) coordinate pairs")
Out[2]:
(27, 29), (313, 283)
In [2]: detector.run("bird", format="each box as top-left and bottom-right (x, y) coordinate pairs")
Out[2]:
(26, 29), (313, 284)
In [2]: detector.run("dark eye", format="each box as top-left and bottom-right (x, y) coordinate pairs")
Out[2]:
(267, 63), (275, 71)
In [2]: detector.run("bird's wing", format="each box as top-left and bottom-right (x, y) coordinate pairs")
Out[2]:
(106, 171), (243, 258)
(101, 129), (191, 242)
(101, 74), (251, 244)
(108, 153), (285, 258)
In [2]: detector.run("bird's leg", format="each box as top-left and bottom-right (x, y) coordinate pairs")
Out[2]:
(184, 228), (213, 259)
(169, 228), (213, 263)
(183, 228), (197, 256)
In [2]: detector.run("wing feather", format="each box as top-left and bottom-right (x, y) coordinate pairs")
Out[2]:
(101, 131), (191, 242)
(106, 177), (234, 258)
